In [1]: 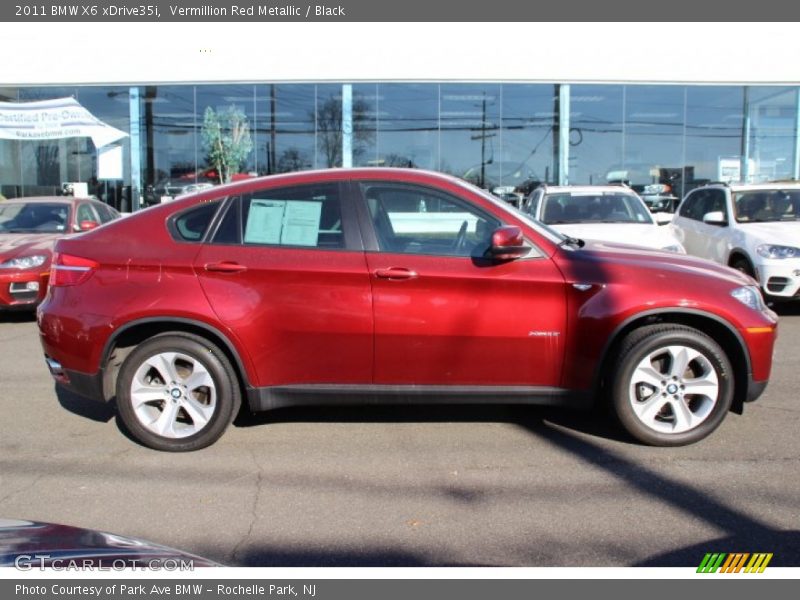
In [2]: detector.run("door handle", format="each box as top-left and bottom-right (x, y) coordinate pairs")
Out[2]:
(374, 267), (418, 280)
(204, 261), (248, 273)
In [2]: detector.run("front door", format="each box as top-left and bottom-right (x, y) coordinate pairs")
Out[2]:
(358, 182), (567, 387)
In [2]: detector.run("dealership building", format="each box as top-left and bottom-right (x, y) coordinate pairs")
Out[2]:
(2, 23), (798, 212)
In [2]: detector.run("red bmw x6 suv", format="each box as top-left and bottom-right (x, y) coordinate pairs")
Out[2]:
(37, 169), (778, 451)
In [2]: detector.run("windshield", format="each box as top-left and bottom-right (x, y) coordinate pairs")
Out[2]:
(734, 189), (800, 223)
(541, 191), (653, 225)
(0, 202), (70, 234)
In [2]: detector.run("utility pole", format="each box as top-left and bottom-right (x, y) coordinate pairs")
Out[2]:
(470, 93), (496, 189)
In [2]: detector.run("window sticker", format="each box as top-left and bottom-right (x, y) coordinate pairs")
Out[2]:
(281, 200), (322, 246)
(244, 199), (286, 244)
(244, 199), (323, 247)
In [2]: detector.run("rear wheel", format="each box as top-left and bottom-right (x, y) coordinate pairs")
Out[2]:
(115, 333), (241, 451)
(610, 324), (733, 446)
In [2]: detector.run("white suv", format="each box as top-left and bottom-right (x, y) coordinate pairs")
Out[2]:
(672, 182), (800, 300)
(524, 185), (685, 253)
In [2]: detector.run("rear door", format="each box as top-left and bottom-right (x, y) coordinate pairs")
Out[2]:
(194, 181), (373, 388)
(673, 189), (707, 255)
(674, 188), (730, 262)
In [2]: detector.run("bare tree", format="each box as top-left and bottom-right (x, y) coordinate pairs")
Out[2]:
(277, 148), (312, 173)
(315, 95), (374, 168)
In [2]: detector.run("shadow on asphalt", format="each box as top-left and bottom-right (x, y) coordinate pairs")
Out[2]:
(0, 311), (36, 324)
(233, 403), (633, 444)
(224, 404), (800, 567)
(55, 384), (115, 423)
(636, 532), (800, 567)
(54, 379), (799, 567)
(511, 414), (800, 567)
(225, 547), (485, 568)
(771, 302), (800, 317)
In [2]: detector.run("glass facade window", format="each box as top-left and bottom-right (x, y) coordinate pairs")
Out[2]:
(140, 85), (198, 207)
(1, 82), (800, 211)
(685, 86), (745, 194)
(195, 84), (257, 177)
(439, 83), (502, 189)
(568, 85), (624, 186)
(0, 86), (133, 210)
(500, 84), (558, 193)
(376, 84), (438, 170)
(621, 85), (685, 193)
(746, 87), (799, 182)
(315, 84), (347, 169)
(258, 84), (316, 174)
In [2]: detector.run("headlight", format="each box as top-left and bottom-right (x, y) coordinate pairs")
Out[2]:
(661, 244), (685, 254)
(730, 286), (766, 311)
(756, 244), (800, 259)
(0, 255), (47, 270)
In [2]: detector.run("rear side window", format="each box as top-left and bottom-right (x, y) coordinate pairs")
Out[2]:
(76, 203), (98, 225)
(239, 183), (344, 249)
(173, 201), (221, 242)
(94, 202), (118, 223)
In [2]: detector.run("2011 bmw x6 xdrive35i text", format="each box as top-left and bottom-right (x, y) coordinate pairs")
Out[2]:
(38, 169), (778, 451)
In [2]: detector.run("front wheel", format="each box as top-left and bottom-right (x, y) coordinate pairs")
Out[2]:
(610, 324), (733, 446)
(730, 256), (757, 280)
(115, 332), (241, 451)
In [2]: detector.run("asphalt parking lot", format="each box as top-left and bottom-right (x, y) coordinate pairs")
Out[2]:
(1, 308), (798, 567)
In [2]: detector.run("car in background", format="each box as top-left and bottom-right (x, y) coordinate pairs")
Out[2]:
(492, 188), (524, 208)
(0, 197), (120, 310)
(671, 182), (800, 300)
(38, 168), (776, 451)
(145, 177), (215, 206)
(524, 185), (685, 253)
(640, 183), (681, 213)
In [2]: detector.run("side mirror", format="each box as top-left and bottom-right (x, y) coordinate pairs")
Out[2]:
(702, 211), (727, 226)
(78, 220), (99, 231)
(490, 226), (529, 260)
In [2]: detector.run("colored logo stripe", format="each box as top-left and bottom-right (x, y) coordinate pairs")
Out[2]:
(720, 553), (749, 573)
(697, 552), (772, 573)
(697, 553), (726, 573)
(745, 553), (773, 573)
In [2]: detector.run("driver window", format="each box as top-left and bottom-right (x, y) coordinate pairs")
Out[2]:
(362, 183), (500, 257)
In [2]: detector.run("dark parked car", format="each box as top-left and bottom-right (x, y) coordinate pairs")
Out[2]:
(38, 169), (777, 451)
(0, 518), (219, 568)
(0, 197), (120, 310)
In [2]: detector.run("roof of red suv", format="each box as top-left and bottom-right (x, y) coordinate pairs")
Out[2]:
(186, 168), (474, 200)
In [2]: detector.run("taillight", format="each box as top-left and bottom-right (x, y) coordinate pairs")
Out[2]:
(49, 252), (98, 287)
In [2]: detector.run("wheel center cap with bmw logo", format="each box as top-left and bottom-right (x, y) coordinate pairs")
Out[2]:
(666, 383), (679, 394)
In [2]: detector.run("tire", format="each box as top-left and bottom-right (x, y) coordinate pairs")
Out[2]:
(115, 332), (241, 451)
(610, 324), (733, 446)
(730, 256), (756, 280)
